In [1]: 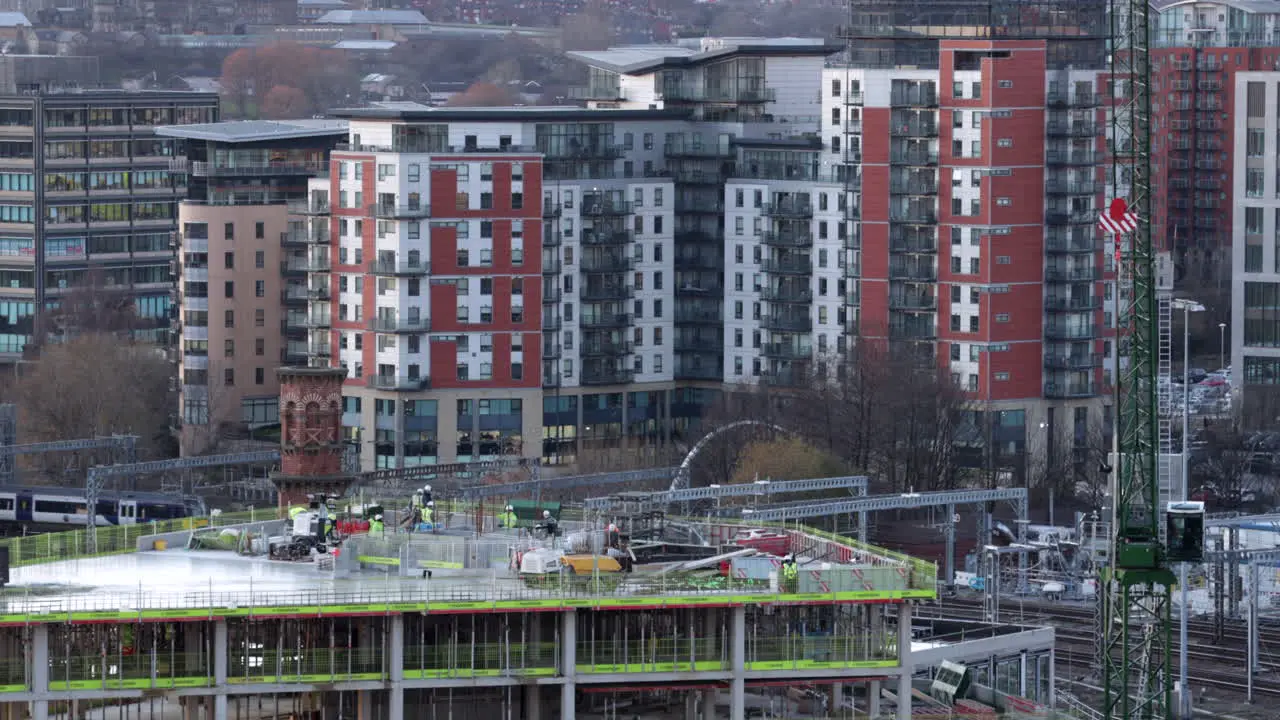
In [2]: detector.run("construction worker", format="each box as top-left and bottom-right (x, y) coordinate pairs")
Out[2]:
(781, 554), (799, 591)
(538, 509), (559, 537)
(421, 485), (433, 505)
(369, 514), (385, 537)
(499, 505), (519, 529)
(288, 505), (306, 521)
(422, 501), (435, 528)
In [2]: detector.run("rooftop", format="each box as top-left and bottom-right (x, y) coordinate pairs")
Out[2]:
(1152, 0), (1280, 11)
(334, 105), (689, 122)
(0, 519), (935, 620)
(568, 37), (840, 75)
(315, 9), (429, 24)
(0, 12), (30, 27)
(155, 119), (350, 143)
(333, 40), (397, 50)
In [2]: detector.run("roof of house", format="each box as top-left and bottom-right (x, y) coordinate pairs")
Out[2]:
(0, 12), (32, 27)
(155, 118), (349, 143)
(315, 9), (428, 24)
(332, 39), (397, 50)
(333, 105), (689, 122)
(568, 37), (839, 75)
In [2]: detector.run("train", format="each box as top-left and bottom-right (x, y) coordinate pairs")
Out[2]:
(0, 485), (203, 531)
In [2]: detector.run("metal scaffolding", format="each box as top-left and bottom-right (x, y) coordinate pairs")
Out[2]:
(730, 487), (1029, 591)
(0, 434), (138, 486)
(85, 450), (282, 550)
(583, 475), (870, 511)
(459, 467), (677, 500)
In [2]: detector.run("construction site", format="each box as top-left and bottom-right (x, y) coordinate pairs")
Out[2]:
(0, 369), (1064, 720)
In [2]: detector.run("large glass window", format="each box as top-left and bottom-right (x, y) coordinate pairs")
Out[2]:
(45, 172), (83, 191)
(0, 173), (31, 191)
(88, 172), (127, 190)
(0, 205), (32, 223)
(1244, 281), (1280, 347)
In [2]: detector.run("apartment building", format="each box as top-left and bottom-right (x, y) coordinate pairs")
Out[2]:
(1230, 71), (1280, 423)
(830, 0), (1112, 477)
(1146, 1), (1280, 276)
(158, 119), (347, 454)
(0, 89), (217, 362)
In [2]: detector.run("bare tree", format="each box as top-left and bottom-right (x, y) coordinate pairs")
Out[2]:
(180, 357), (250, 456)
(8, 333), (175, 478)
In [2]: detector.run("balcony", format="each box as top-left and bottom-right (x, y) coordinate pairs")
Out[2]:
(762, 257), (813, 275)
(580, 230), (633, 246)
(580, 199), (632, 216)
(1044, 381), (1096, 398)
(761, 231), (813, 248)
(890, 207), (937, 224)
(676, 281), (723, 297)
(1044, 295), (1102, 312)
(1044, 324), (1098, 340)
(761, 370), (807, 388)
(762, 343), (810, 360)
(890, 236), (937, 253)
(675, 335), (724, 352)
(1044, 353), (1104, 370)
(1045, 266), (1100, 282)
(890, 89), (938, 107)
(369, 259), (430, 276)
(673, 251), (723, 270)
(888, 264), (937, 281)
(282, 226), (330, 246)
(580, 340), (633, 356)
(663, 142), (732, 159)
(543, 287), (563, 304)
(580, 313), (632, 329)
(889, 293), (937, 310)
(676, 365), (723, 381)
(580, 284), (634, 301)
(1045, 122), (1098, 138)
(658, 86), (776, 103)
(1045, 234), (1099, 253)
(844, 92), (864, 106)
(762, 201), (813, 219)
(309, 287), (331, 301)
(309, 342), (332, 358)
(760, 285), (814, 303)
(287, 199), (330, 215)
(675, 198), (725, 214)
(283, 256), (331, 273)
(543, 317), (563, 332)
(891, 121), (939, 137)
(366, 374), (431, 391)
(889, 325), (937, 340)
(890, 179), (938, 195)
(675, 309), (721, 325)
(302, 312), (331, 329)
(889, 149), (940, 166)
(760, 314), (813, 332)
(368, 316), (431, 333)
(543, 144), (625, 162)
(580, 367), (636, 385)
(371, 203), (430, 219)
(580, 255), (633, 273)
(1047, 92), (1102, 107)
(1045, 151), (1098, 165)
(1045, 210), (1096, 226)
(675, 230), (722, 245)
(192, 161), (328, 178)
(1045, 180), (1099, 195)
(567, 86), (623, 101)
(282, 286), (310, 303)
(543, 258), (563, 275)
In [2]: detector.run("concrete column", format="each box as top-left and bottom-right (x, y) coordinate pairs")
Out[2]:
(527, 613), (543, 720)
(561, 609), (576, 720)
(684, 692), (698, 720)
(213, 620), (228, 720)
(1047, 648), (1057, 708)
(896, 604), (913, 720)
(829, 683), (843, 717)
(389, 615), (404, 720)
(357, 621), (375, 720)
(868, 680), (881, 718)
(702, 609), (717, 720)
(31, 624), (48, 720)
(730, 606), (745, 720)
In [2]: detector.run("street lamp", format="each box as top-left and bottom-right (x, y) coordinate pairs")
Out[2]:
(1219, 322), (1228, 371)
(1171, 296), (1204, 719)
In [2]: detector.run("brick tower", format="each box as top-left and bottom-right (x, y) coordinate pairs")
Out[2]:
(272, 367), (354, 510)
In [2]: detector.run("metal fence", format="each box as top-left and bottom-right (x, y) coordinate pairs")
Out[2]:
(1, 508), (284, 567)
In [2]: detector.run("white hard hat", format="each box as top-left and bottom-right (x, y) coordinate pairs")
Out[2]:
(427, 501), (434, 507)
(423, 485), (432, 492)
(375, 514), (383, 520)
(506, 505), (514, 511)
(608, 524), (617, 532)
(543, 510), (551, 518)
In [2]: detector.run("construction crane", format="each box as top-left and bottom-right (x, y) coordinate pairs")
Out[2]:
(1102, 0), (1179, 715)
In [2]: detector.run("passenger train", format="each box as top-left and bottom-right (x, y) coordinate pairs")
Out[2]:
(0, 486), (203, 532)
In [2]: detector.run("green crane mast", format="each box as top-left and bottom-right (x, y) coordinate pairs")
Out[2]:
(1103, 0), (1176, 714)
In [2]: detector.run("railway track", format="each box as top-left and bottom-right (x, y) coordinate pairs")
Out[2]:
(917, 594), (1280, 699)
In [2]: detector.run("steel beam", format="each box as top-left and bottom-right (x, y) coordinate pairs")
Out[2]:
(1205, 513), (1280, 529)
(460, 467), (677, 500)
(0, 436), (137, 457)
(733, 487), (1028, 521)
(360, 457), (535, 486)
(583, 475), (869, 510)
(85, 450), (281, 552)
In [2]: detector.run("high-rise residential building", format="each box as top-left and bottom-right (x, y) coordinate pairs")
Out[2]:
(1147, 1), (1280, 278)
(0, 89), (217, 362)
(158, 119), (348, 454)
(830, 1), (1113, 478)
(1230, 71), (1280, 422)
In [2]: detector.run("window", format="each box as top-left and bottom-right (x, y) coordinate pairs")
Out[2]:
(256, 338), (265, 356)
(255, 280), (265, 297)
(255, 368), (265, 385)
(224, 339), (234, 357)
(224, 281), (234, 298)
(512, 192), (523, 209)
(224, 222), (234, 240)
(224, 368), (234, 386)
(255, 222), (264, 239)
(224, 310), (234, 328)
(255, 250), (264, 269)
(224, 251), (234, 269)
